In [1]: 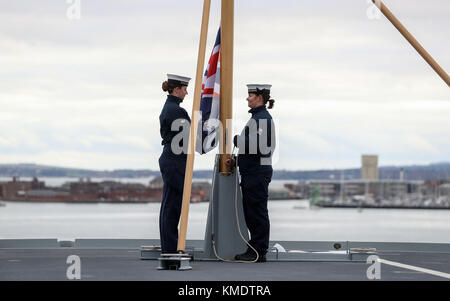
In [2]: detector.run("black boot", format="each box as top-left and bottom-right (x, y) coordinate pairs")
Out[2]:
(234, 250), (266, 262)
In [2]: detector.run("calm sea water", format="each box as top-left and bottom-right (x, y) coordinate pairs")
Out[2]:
(1, 199), (449, 243)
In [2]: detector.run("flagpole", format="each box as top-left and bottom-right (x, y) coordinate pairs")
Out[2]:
(177, 0), (211, 253)
(372, 0), (449, 86)
(219, 0), (234, 174)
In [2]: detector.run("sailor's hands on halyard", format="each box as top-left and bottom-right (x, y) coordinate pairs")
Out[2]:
(226, 156), (236, 169)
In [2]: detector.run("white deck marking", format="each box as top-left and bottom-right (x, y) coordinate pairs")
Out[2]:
(378, 258), (450, 279)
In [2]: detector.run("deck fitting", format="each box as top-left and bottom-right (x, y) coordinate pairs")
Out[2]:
(157, 253), (192, 271)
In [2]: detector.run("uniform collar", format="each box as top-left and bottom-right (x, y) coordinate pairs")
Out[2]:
(167, 94), (183, 105)
(248, 105), (266, 115)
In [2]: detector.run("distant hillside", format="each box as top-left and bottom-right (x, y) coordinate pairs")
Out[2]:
(1, 162), (450, 181)
(0, 163), (160, 179)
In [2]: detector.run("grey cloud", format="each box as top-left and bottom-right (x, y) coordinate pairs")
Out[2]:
(0, 0), (449, 170)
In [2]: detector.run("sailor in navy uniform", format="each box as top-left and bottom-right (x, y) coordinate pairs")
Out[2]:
(231, 84), (276, 262)
(158, 74), (191, 254)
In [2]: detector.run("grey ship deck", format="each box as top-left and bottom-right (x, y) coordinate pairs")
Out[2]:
(1, 239), (450, 281)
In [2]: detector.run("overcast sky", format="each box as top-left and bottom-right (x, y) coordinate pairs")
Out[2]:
(0, 0), (449, 171)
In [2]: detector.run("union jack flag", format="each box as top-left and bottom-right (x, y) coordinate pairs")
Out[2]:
(196, 28), (221, 154)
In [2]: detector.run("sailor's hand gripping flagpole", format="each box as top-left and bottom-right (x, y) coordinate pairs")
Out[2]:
(177, 0), (211, 253)
(371, 0), (449, 86)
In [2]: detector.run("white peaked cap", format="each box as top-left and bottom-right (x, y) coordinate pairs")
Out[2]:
(247, 84), (272, 93)
(167, 74), (191, 86)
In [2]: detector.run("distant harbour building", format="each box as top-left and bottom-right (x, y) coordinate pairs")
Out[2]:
(190, 181), (212, 203)
(289, 153), (432, 205)
(268, 187), (296, 200)
(149, 177), (164, 189)
(0, 177), (45, 199)
(361, 155), (379, 180)
(439, 184), (450, 196)
(303, 179), (425, 203)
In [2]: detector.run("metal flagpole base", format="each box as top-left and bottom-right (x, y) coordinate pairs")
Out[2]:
(202, 155), (249, 260)
(157, 253), (192, 271)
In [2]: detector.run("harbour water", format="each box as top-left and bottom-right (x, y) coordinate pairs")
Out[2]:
(1, 199), (449, 243)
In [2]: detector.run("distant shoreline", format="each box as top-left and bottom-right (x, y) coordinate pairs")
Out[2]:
(2, 199), (449, 209)
(315, 203), (450, 210)
(0, 197), (302, 204)
(2, 161), (450, 181)
(0, 199), (159, 204)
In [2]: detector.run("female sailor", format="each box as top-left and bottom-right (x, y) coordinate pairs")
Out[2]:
(231, 84), (276, 262)
(158, 74), (191, 254)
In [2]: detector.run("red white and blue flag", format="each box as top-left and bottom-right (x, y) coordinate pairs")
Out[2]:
(196, 28), (221, 154)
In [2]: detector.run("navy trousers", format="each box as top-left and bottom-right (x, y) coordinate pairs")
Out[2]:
(158, 153), (186, 254)
(240, 171), (272, 255)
